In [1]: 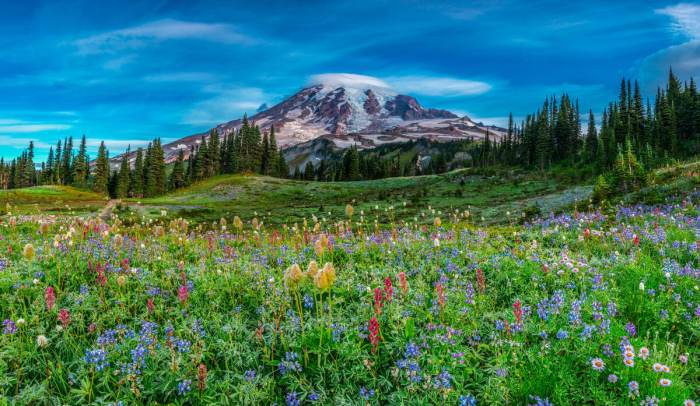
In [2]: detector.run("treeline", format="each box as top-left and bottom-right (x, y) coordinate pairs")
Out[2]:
(0, 135), (92, 190)
(470, 68), (700, 198)
(486, 69), (699, 171)
(0, 135), (170, 198)
(292, 139), (480, 182)
(0, 115), (289, 197)
(177, 114), (289, 188)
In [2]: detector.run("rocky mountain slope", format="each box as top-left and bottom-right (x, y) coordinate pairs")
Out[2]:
(111, 76), (505, 167)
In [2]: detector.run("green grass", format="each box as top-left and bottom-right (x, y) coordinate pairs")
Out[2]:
(0, 185), (107, 215)
(131, 168), (592, 225)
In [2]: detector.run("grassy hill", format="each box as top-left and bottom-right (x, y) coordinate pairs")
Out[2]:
(0, 185), (107, 215)
(4, 160), (699, 225)
(131, 168), (592, 225)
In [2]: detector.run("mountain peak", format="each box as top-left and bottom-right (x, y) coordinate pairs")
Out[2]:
(309, 73), (397, 96)
(121, 76), (503, 166)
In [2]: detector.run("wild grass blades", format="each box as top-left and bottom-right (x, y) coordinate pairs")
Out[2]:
(1, 194), (700, 404)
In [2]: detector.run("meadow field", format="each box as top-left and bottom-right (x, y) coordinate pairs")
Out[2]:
(1, 166), (699, 405)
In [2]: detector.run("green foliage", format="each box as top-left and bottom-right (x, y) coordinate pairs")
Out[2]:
(93, 142), (109, 195)
(0, 187), (699, 404)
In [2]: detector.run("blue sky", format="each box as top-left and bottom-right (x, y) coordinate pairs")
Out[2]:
(1, 0), (699, 161)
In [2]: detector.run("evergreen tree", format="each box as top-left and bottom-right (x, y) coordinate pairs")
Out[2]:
(261, 132), (270, 175)
(94, 141), (110, 194)
(23, 141), (35, 187)
(207, 129), (220, 176)
(62, 137), (73, 185)
(131, 148), (145, 198)
(170, 149), (186, 190)
(303, 161), (315, 180)
(45, 147), (54, 185)
(276, 150), (288, 178)
(72, 135), (88, 188)
(585, 110), (597, 162)
(150, 138), (166, 196)
(268, 126), (278, 175)
(116, 147), (130, 198)
(53, 140), (62, 184)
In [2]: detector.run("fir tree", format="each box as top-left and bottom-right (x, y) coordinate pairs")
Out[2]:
(131, 148), (145, 198)
(72, 135), (88, 188)
(94, 141), (110, 194)
(585, 110), (597, 162)
(116, 147), (130, 198)
(170, 149), (186, 190)
(62, 136), (73, 185)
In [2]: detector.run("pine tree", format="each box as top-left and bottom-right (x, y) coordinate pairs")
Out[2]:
(45, 147), (54, 185)
(170, 149), (186, 190)
(143, 142), (154, 197)
(54, 140), (62, 184)
(195, 137), (208, 180)
(261, 132), (270, 175)
(72, 135), (88, 188)
(116, 147), (130, 198)
(151, 138), (166, 196)
(23, 141), (35, 187)
(207, 129), (220, 176)
(131, 148), (145, 197)
(303, 161), (315, 180)
(585, 110), (597, 162)
(62, 136), (73, 185)
(94, 141), (110, 194)
(276, 150), (288, 178)
(268, 126), (278, 176)
(346, 145), (360, 180)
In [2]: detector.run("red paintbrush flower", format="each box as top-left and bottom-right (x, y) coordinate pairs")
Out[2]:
(45, 286), (55, 311)
(95, 262), (107, 287)
(374, 287), (383, 314)
(513, 299), (522, 324)
(58, 308), (70, 328)
(436, 283), (445, 308)
(398, 272), (408, 295)
(178, 285), (188, 305)
(198, 363), (208, 393)
(368, 315), (380, 354)
(384, 276), (393, 302)
(476, 268), (486, 294)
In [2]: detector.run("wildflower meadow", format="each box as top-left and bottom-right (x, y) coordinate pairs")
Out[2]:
(1, 198), (699, 405)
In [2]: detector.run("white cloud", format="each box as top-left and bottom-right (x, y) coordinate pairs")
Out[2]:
(309, 73), (492, 97)
(636, 4), (700, 90)
(74, 19), (254, 55)
(309, 73), (393, 90)
(637, 40), (700, 91)
(0, 136), (52, 149)
(386, 75), (492, 97)
(656, 3), (700, 38)
(0, 122), (71, 133)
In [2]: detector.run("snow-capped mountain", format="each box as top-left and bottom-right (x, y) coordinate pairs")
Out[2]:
(112, 74), (504, 166)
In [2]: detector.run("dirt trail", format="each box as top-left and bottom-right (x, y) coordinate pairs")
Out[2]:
(98, 199), (120, 221)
